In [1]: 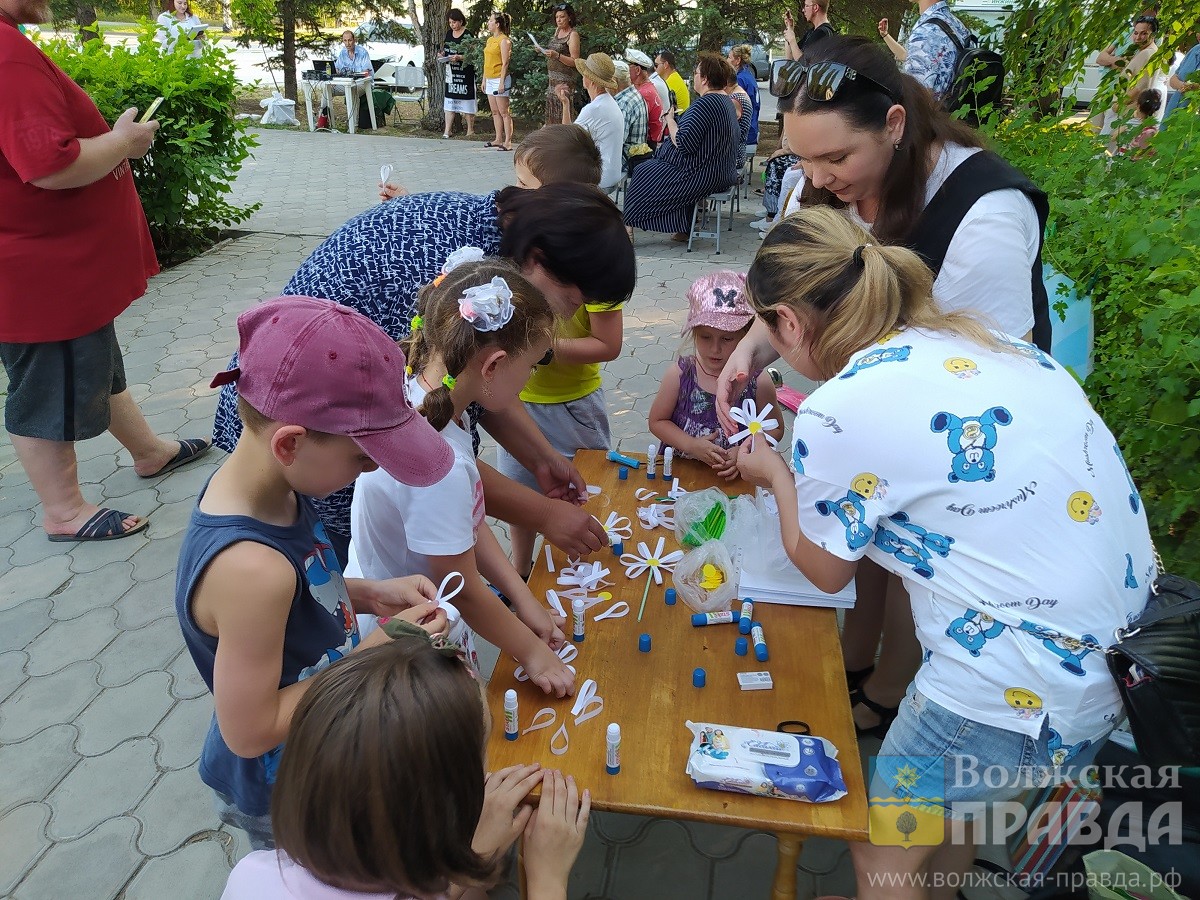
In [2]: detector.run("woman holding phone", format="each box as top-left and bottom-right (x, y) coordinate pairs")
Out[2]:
(540, 2), (582, 126)
(481, 11), (514, 151)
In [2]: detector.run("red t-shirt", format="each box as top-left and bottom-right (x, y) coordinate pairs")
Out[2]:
(0, 17), (159, 343)
(636, 80), (664, 144)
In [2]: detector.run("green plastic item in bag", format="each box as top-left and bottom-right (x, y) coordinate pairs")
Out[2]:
(1083, 850), (1185, 900)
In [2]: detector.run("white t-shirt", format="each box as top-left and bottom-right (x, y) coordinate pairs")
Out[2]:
(575, 93), (626, 190)
(781, 143), (1040, 340)
(649, 73), (672, 117)
(347, 378), (485, 584)
(222, 850), (433, 899)
(788, 328), (1152, 756)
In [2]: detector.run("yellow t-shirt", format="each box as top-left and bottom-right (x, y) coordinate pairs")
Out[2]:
(483, 34), (504, 78)
(666, 70), (691, 112)
(520, 303), (622, 404)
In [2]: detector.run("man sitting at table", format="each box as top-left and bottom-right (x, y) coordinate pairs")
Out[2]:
(335, 29), (371, 75)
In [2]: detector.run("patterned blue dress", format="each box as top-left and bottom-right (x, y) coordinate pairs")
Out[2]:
(212, 190), (502, 537)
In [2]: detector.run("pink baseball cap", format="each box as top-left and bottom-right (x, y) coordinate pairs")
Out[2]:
(211, 296), (454, 487)
(684, 270), (753, 333)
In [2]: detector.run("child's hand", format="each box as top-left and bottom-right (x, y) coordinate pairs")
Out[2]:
(516, 600), (567, 651)
(367, 574), (438, 618)
(877, 18), (889, 37)
(378, 181), (408, 202)
(391, 600), (450, 637)
(472, 764), (544, 860)
(689, 433), (728, 470)
(523, 770), (591, 896)
(523, 642), (576, 697)
(735, 437), (789, 488)
(715, 446), (740, 482)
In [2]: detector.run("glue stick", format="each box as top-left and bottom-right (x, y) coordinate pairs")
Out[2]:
(606, 723), (621, 774)
(691, 610), (736, 627)
(751, 621), (769, 662)
(663, 447), (674, 478)
(503, 689), (518, 741)
(572, 597), (586, 642)
(646, 443), (657, 479)
(607, 450), (640, 468)
(739, 599), (754, 634)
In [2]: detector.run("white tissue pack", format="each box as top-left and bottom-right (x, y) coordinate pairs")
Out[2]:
(685, 721), (848, 803)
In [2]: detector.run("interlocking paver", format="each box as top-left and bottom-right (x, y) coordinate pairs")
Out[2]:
(151, 694), (213, 771)
(62, 522), (153, 573)
(0, 650), (27, 703)
(166, 649), (209, 701)
(123, 836), (231, 900)
(134, 767), (224, 857)
(24, 608), (118, 677)
(111, 571), (175, 631)
(13, 815), (142, 900)
(45, 737), (158, 841)
(0, 599), (53, 655)
(0, 661), (100, 743)
(49, 561), (135, 622)
(127, 531), (186, 583)
(96, 615), (183, 688)
(0, 803), (51, 896)
(74, 672), (174, 756)
(0, 508), (34, 549)
(0, 725), (81, 816)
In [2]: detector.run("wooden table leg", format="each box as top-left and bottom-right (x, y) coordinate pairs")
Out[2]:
(772, 832), (804, 900)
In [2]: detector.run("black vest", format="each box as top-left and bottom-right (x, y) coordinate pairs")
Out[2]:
(906, 150), (1052, 353)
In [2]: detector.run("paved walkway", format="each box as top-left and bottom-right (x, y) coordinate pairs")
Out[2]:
(0, 128), (871, 899)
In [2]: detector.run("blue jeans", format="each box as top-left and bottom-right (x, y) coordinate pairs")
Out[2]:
(213, 790), (275, 850)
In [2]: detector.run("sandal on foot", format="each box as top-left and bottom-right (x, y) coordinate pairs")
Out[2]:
(139, 438), (212, 479)
(483, 141), (497, 148)
(850, 686), (898, 741)
(845, 664), (875, 694)
(671, 232), (689, 242)
(47, 508), (148, 542)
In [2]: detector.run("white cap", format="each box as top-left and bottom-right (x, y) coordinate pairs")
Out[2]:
(572, 597), (585, 612)
(607, 722), (621, 739)
(504, 688), (517, 705)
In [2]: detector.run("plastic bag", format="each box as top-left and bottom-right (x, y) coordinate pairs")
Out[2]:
(685, 720), (848, 803)
(673, 488), (729, 548)
(259, 91), (299, 126)
(724, 493), (758, 561)
(1083, 850), (1185, 900)
(671, 540), (737, 613)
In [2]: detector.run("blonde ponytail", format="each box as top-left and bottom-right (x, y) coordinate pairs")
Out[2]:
(747, 207), (1005, 379)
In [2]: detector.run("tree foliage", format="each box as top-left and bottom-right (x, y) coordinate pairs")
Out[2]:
(896, 811), (918, 842)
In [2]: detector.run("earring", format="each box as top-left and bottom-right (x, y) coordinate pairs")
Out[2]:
(893, 140), (902, 151)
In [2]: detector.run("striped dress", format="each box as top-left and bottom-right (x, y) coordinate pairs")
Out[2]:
(621, 92), (740, 234)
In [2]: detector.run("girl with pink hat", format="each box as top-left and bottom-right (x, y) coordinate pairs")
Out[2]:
(649, 270), (782, 478)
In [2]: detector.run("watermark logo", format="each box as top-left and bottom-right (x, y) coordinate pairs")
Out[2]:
(868, 756), (945, 847)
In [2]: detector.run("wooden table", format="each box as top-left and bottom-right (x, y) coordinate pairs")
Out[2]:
(485, 450), (868, 899)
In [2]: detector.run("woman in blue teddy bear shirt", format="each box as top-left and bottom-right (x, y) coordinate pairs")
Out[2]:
(734, 206), (1152, 897)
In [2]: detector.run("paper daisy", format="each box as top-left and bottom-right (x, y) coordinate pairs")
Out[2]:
(597, 511), (633, 543)
(620, 537), (684, 585)
(728, 398), (780, 450)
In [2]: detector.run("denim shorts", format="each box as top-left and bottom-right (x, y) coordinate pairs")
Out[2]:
(878, 687), (1055, 820)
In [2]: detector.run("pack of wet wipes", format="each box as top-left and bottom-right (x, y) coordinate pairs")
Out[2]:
(684, 721), (848, 803)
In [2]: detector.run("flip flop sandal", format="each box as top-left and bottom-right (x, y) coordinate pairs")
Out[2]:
(48, 508), (148, 542)
(483, 141), (497, 148)
(849, 685), (899, 742)
(139, 438), (212, 479)
(845, 664), (875, 694)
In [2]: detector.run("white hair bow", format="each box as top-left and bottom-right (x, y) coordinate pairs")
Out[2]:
(441, 245), (486, 275)
(459, 276), (515, 332)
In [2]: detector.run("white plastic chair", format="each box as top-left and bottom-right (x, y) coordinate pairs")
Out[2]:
(687, 187), (736, 254)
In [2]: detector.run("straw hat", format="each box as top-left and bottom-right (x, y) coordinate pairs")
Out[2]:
(577, 52), (618, 91)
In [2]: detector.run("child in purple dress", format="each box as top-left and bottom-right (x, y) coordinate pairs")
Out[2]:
(649, 270), (782, 479)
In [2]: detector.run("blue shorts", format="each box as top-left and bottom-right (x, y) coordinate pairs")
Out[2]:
(879, 687), (1058, 820)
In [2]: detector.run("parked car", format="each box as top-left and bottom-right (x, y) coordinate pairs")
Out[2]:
(350, 19), (423, 69)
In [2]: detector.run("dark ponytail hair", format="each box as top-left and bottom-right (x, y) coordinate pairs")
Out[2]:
(404, 259), (553, 431)
(780, 36), (984, 244)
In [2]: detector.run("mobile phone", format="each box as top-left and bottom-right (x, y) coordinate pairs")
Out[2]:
(139, 97), (165, 123)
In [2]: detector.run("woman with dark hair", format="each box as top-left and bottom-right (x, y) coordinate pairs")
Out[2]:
(481, 11), (514, 150)
(717, 36), (1053, 744)
(211, 183), (635, 566)
(156, 0), (204, 56)
(622, 51), (741, 241)
(735, 205), (1149, 898)
(539, 2), (582, 126)
(440, 8), (477, 139)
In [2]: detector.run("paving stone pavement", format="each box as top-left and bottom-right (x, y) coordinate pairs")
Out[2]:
(0, 128), (889, 899)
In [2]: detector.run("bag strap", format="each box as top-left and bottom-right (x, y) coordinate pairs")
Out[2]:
(929, 16), (969, 55)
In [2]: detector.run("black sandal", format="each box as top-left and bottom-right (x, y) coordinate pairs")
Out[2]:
(845, 664), (875, 694)
(849, 686), (899, 742)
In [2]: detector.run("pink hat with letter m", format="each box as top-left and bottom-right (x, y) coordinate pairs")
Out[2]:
(211, 296), (453, 487)
(684, 270), (753, 333)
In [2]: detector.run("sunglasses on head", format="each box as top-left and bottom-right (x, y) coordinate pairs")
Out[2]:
(769, 59), (897, 102)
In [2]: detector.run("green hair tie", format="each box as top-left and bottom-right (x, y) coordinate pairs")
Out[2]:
(441, 374), (457, 390)
(411, 314), (423, 331)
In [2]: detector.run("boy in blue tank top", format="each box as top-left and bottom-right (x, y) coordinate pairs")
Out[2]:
(175, 297), (455, 848)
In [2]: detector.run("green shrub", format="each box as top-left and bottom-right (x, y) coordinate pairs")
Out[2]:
(38, 24), (259, 264)
(990, 108), (1200, 578)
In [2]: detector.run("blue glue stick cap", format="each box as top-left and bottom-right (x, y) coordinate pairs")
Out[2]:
(612, 540), (624, 556)
(639, 633), (651, 652)
(665, 588), (677, 606)
(693, 667), (706, 688)
(618, 466), (628, 480)
(735, 636), (748, 656)
(691, 613), (706, 626)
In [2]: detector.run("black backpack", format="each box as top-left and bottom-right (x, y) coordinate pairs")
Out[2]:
(929, 18), (1005, 126)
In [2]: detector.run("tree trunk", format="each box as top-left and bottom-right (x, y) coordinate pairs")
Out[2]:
(420, 0), (450, 131)
(75, 1), (99, 42)
(221, 0), (232, 32)
(281, 0), (297, 102)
